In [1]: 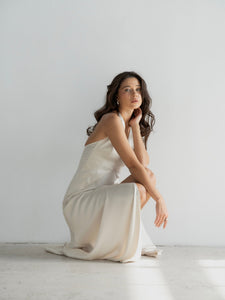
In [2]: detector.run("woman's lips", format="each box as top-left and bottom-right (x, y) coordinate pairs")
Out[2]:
(131, 100), (139, 103)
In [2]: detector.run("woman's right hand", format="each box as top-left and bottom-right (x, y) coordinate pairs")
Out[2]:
(154, 196), (168, 229)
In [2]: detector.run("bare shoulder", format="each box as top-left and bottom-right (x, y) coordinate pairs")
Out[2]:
(101, 111), (123, 130)
(101, 111), (118, 123)
(84, 111), (119, 146)
(101, 111), (140, 170)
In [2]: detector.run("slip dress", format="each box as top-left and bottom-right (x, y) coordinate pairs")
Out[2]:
(45, 112), (162, 263)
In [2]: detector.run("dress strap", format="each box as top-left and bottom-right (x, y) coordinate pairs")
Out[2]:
(118, 112), (125, 129)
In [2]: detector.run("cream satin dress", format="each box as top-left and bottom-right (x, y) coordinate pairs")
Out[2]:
(45, 112), (162, 263)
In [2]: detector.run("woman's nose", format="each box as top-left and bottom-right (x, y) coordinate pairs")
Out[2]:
(132, 90), (138, 96)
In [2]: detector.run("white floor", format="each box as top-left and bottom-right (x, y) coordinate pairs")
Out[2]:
(0, 244), (225, 300)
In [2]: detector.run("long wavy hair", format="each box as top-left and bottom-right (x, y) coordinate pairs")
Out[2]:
(86, 71), (156, 149)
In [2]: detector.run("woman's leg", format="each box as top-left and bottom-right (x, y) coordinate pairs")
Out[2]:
(120, 168), (156, 209)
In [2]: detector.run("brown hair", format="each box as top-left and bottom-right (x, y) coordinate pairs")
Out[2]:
(86, 71), (156, 149)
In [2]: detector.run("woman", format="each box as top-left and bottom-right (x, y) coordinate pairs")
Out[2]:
(45, 71), (168, 263)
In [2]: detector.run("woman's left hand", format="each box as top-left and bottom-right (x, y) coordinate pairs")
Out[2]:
(129, 108), (142, 128)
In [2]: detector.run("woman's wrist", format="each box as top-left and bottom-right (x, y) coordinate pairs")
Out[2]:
(131, 123), (140, 130)
(153, 193), (163, 203)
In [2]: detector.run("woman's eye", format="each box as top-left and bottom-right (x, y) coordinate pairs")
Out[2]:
(124, 88), (141, 92)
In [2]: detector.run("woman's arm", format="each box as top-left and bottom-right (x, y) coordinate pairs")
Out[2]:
(103, 113), (161, 202)
(131, 124), (149, 167)
(103, 112), (168, 228)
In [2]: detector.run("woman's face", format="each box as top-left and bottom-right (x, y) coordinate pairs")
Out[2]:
(117, 77), (142, 109)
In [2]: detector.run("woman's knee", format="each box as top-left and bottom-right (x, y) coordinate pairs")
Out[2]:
(144, 167), (155, 179)
(135, 183), (146, 201)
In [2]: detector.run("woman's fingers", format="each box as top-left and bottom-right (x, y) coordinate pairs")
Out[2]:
(163, 219), (168, 229)
(155, 214), (168, 228)
(155, 216), (165, 227)
(154, 197), (168, 229)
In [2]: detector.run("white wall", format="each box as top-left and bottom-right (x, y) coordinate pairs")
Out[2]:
(0, 0), (224, 245)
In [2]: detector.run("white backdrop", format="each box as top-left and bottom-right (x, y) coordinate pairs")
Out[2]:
(0, 0), (224, 245)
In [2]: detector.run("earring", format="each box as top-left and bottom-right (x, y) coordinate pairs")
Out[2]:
(117, 98), (119, 105)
